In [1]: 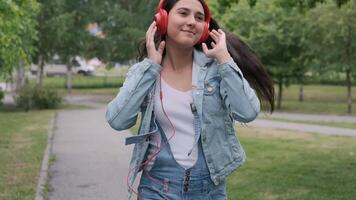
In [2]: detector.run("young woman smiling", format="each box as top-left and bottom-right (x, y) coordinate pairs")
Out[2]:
(106, 0), (274, 199)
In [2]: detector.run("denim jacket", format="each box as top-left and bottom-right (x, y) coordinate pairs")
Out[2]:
(106, 49), (260, 199)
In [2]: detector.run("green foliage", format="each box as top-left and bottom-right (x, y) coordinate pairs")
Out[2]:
(305, 0), (356, 73)
(32, 86), (63, 109)
(0, 0), (40, 76)
(33, 0), (66, 62)
(14, 84), (62, 111)
(224, 0), (305, 86)
(83, 0), (157, 62)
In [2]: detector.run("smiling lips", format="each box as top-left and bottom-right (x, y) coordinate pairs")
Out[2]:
(182, 30), (195, 35)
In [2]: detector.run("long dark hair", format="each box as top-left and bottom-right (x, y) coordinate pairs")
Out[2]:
(137, 0), (275, 112)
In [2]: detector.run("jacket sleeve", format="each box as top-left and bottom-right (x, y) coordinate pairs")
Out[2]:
(105, 58), (161, 131)
(217, 60), (260, 123)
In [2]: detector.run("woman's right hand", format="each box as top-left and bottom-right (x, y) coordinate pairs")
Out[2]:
(146, 21), (165, 65)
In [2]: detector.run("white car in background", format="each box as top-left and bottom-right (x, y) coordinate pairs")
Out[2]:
(31, 56), (96, 76)
(72, 56), (95, 76)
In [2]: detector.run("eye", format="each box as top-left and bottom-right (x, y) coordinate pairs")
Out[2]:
(196, 15), (204, 22)
(179, 11), (188, 16)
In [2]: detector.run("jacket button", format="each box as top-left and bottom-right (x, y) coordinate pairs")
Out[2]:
(207, 86), (213, 92)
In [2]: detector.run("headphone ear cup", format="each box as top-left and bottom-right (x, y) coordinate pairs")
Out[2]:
(197, 22), (210, 44)
(154, 9), (168, 35)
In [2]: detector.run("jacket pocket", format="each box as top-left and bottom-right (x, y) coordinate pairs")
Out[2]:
(204, 77), (224, 114)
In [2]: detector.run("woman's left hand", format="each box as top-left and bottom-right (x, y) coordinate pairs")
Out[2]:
(202, 29), (232, 64)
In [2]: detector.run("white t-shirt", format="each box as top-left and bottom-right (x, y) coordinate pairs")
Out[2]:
(145, 63), (199, 171)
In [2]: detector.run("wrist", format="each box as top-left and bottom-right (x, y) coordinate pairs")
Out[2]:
(216, 52), (233, 64)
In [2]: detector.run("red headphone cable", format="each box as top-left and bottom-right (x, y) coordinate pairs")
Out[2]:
(126, 73), (176, 200)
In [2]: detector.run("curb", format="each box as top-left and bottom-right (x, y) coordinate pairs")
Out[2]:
(35, 112), (57, 200)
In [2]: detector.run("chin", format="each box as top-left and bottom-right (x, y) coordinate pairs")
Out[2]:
(176, 38), (198, 48)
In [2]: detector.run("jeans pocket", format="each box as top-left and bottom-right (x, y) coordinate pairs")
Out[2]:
(207, 180), (227, 200)
(138, 174), (165, 199)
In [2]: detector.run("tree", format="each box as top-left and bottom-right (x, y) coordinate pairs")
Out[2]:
(33, 0), (65, 87)
(306, 0), (356, 113)
(0, 0), (39, 85)
(223, 0), (305, 109)
(81, 0), (157, 63)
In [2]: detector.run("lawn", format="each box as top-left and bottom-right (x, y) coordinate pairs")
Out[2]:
(227, 126), (356, 200)
(0, 110), (54, 200)
(276, 84), (356, 115)
(35, 76), (125, 89)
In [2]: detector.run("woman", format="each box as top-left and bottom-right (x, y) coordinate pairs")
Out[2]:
(106, 0), (274, 199)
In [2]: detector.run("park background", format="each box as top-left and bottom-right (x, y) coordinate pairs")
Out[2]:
(0, 0), (356, 199)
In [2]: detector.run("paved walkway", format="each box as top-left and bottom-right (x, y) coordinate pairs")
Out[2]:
(47, 104), (138, 200)
(260, 112), (356, 123)
(249, 119), (356, 137)
(249, 112), (356, 137)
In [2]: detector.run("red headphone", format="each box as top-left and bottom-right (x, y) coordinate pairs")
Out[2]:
(154, 0), (211, 44)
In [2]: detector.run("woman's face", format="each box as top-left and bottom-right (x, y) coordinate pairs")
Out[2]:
(166, 0), (206, 48)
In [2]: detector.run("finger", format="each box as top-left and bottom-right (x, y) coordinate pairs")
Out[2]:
(147, 22), (157, 39)
(210, 30), (220, 42)
(211, 42), (216, 48)
(151, 26), (157, 41)
(147, 26), (157, 49)
(146, 21), (156, 38)
(218, 29), (225, 35)
(158, 41), (166, 54)
(209, 32), (219, 42)
(202, 43), (209, 55)
(217, 29), (226, 39)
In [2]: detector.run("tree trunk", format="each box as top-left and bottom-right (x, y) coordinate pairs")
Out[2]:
(277, 79), (283, 110)
(66, 57), (73, 94)
(38, 55), (45, 87)
(16, 60), (25, 91)
(299, 83), (304, 102)
(345, 21), (352, 114)
(346, 69), (352, 114)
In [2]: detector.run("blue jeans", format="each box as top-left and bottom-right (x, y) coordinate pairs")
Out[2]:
(138, 129), (227, 200)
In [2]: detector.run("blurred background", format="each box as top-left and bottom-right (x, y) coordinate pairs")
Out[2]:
(0, 0), (355, 199)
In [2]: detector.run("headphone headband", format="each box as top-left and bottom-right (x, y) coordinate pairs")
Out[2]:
(157, 0), (211, 22)
(155, 0), (211, 44)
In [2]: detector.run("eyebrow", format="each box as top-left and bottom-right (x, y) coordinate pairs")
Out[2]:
(176, 7), (205, 17)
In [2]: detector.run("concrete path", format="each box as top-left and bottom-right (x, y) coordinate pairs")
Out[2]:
(249, 112), (356, 137)
(260, 112), (356, 123)
(47, 105), (138, 200)
(248, 119), (356, 137)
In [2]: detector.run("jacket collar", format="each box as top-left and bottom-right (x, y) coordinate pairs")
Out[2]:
(193, 48), (214, 68)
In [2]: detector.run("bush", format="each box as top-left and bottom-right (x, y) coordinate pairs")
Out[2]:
(15, 84), (62, 111)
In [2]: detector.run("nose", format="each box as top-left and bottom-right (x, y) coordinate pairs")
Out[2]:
(186, 14), (197, 27)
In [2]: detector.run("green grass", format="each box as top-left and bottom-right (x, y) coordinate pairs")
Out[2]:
(275, 84), (356, 115)
(0, 110), (55, 200)
(35, 76), (125, 89)
(282, 85), (356, 103)
(259, 117), (356, 129)
(227, 127), (356, 200)
(129, 114), (141, 135)
(67, 88), (118, 96)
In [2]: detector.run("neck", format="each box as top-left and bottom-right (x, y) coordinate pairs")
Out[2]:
(163, 42), (194, 72)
